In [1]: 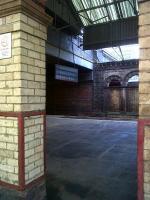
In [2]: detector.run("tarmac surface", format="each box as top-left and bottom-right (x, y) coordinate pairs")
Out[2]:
(46, 116), (137, 200)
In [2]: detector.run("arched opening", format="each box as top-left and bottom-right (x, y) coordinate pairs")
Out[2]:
(104, 77), (122, 113)
(127, 75), (139, 87)
(125, 74), (139, 114)
(109, 79), (121, 87)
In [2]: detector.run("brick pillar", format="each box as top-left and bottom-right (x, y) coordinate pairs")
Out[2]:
(0, 0), (52, 199)
(138, 1), (150, 200)
(93, 65), (105, 116)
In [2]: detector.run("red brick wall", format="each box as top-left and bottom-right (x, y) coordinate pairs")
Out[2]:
(46, 81), (93, 116)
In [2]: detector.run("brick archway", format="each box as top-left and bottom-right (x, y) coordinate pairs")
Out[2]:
(124, 71), (139, 86)
(105, 75), (123, 87)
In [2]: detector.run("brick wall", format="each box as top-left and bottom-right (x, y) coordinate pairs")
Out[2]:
(47, 81), (93, 116)
(93, 60), (138, 116)
(0, 117), (18, 185)
(0, 13), (46, 112)
(24, 115), (44, 184)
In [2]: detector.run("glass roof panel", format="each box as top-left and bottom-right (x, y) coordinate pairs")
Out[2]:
(101, 44), (139, 61)
(71, 0), (138, 26)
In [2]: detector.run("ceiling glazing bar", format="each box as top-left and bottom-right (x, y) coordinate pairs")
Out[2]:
(127, 0), (138, 15)
(113, 0), (122, 19)
(102, 50), (118, 61)
(112, 47), (123, 60)
(102, 0), (111, 21)
(118, 46), (124, 60)
(117, 0), (124, 18)
(92, 15), (107, 23)
(80, 0), (93, 24)
(77, 0), (126, 13)
(78, 13), (93, 24)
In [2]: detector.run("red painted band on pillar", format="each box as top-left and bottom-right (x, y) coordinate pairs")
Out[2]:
(138, 120), (144, 200)
(18, 112), (25, 190)
(44, 114), (47, 174)
(0, 110), (45, 117)
(137, 119), (150, 200)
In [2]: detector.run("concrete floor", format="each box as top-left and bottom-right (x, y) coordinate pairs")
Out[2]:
(46, 116), (137, 200)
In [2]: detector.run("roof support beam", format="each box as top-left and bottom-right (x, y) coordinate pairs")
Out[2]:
(83, 16), (138, 50)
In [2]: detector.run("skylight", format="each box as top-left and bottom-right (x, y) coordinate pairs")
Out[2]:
(71, 0), (138, 26)
(101, 44), (139, 61)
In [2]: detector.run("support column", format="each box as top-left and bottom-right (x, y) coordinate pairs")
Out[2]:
(0, 0), (52, 199)
(138, 1), (150, 199)
(93, 65), (105, 116)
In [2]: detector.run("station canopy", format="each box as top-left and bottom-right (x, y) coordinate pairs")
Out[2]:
(71, 0), (138, 26)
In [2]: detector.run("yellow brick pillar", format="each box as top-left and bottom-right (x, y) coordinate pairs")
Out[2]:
(0, 0), (52, 199)
(138, 1), (150, 200)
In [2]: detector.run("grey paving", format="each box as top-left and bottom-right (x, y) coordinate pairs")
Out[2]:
(46, 116), (137, 200)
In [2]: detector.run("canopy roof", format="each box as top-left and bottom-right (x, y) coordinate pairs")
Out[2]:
(71, 0), (138, 26)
